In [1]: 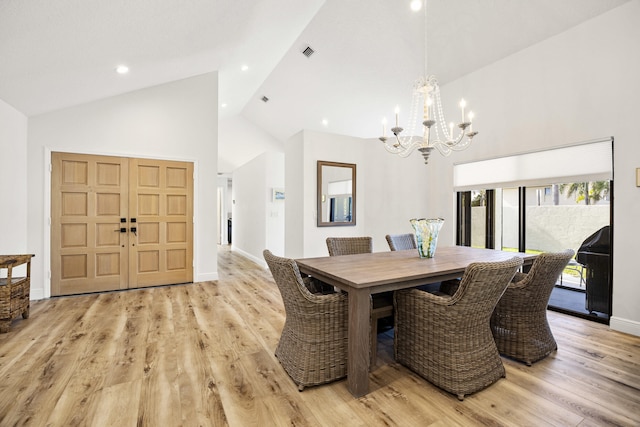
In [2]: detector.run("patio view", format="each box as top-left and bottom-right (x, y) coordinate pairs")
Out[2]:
(469, 181), (610, 321)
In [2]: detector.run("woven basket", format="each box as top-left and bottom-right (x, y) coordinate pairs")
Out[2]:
(0, 254), (34, 333)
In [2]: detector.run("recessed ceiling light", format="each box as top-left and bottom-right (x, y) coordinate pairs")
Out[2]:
(410, 0), (422, 12)
(115, 65), (129, 74)
(221, 103), (227, 108)
(322, 119), (329, 127)
(241, 65), (249, 71)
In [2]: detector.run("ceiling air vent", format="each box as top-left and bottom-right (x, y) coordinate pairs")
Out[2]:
(302, 46), (315, 58)
(261, 96), (269, 103)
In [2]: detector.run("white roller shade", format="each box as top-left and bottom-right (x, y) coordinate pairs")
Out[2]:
(453, 139), (613, 191)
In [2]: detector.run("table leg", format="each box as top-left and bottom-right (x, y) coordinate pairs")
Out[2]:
(347, 288), (370, 397)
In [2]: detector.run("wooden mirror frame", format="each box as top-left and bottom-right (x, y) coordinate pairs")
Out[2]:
(317, 160), (356, 227)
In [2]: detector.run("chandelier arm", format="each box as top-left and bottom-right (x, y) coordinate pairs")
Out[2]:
(398, 143), (421, 157)
(380, 131), (425, 152)
(449, 127), (466, 146)
(446, 138), (474, 152)
(382, 137), (422, 156)
(382, 142), (405, 155)
(432, 141), (453, 157)
(396, 134), (417, 148)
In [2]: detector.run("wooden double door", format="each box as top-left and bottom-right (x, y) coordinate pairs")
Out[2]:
(51, 152), (193, 296)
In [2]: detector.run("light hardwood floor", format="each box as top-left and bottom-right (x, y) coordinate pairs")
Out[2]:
(1, 247), (639, 426)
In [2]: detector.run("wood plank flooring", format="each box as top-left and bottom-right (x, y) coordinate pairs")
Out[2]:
(0, 246), (639, 426)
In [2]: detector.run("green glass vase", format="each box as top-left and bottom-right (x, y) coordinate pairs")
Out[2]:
(410, 218), (444, 258)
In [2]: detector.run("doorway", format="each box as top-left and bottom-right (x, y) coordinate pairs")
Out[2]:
(51, 152), (193, 296)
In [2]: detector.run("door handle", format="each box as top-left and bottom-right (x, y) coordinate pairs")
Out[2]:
(131, 227), (137, 236)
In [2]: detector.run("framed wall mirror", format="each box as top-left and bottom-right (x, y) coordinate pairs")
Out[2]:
(317, 160), (356, 227)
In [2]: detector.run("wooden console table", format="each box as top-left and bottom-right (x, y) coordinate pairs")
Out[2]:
(0, 254), (35, 332)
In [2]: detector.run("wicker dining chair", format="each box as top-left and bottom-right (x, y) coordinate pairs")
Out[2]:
(490, 249), (574, 366)
(385, 233), (417, 251)
(325, 236), (373, 256)
(394, 256), (523, 400)
(263, 250), (348, 391)
(325, 236), (393, 367)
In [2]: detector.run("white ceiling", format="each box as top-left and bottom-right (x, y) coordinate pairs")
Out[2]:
(0, 0), (631, 171)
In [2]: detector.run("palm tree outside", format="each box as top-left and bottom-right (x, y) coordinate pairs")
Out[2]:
(559, 181), (610, 205)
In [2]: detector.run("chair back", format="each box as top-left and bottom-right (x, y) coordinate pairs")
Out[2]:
(263, 250), (313, 314)
(448, 257), (523, 319)
(326, 237), (372, 256)
(512, 249), (575, 311)
(385, 233), (417, 251)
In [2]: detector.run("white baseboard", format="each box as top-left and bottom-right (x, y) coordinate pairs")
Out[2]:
(609, 316), (640, 338)
(30, 289), (45, 301)
(195, 272), (218, 282)
(232, 247), (268, 269)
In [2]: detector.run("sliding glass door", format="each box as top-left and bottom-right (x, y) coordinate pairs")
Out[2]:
(457, 179), (611, 323)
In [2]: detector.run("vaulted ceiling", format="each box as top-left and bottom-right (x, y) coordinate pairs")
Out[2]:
(0, 0), (630, 171)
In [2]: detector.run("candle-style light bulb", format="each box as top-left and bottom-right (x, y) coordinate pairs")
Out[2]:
(394, 106), (400, 127)
(468, 111), (474, 132)
(459, 99), (466, 123)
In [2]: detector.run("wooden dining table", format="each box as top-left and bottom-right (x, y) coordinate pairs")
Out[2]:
(296, 245), (536, 398)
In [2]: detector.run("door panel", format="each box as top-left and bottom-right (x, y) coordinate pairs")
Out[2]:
(52, 153), (129, 295)
(51, 153), (193, 296)
(128, 158), (193, 288)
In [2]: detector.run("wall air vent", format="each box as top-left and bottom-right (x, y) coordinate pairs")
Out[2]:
(261, 96), (269, 103)
(302, 46), (315, 58)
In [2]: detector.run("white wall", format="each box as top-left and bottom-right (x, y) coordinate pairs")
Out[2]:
(0, 99), (28, 259)
(218, 115), (284, 174)
(266, 152), (286, 257)
(362, 136), (439, 250)
(232, 151), (285, 265)
(425, 1), (640, 336)
(285, 130), (431, 259)
(27, 72), (219, 299)
(284, 132), (305, 257)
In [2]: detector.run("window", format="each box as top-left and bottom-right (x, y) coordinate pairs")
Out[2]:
(453, 139), (613, 323)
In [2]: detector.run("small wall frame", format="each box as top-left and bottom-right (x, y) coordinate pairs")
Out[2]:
(272, 188), (285, 201)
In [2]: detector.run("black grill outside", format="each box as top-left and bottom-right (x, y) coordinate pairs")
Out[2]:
(576, 225), (611, 315)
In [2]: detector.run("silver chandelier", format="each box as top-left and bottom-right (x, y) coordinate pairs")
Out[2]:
(379, 0), (478, 164)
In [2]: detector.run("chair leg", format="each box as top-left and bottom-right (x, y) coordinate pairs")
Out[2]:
(0, 320), (10, 333)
